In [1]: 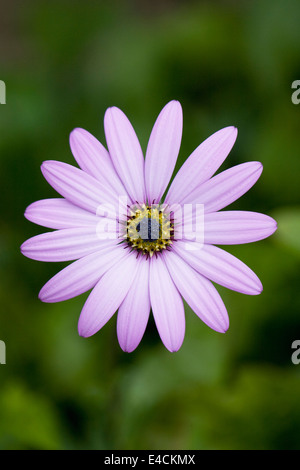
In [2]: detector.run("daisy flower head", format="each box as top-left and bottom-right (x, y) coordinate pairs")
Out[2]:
(21, 101), (277, 352)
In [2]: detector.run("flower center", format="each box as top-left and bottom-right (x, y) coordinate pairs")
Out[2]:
(125, 204), (174, 257)
(136, 217), (160, 242)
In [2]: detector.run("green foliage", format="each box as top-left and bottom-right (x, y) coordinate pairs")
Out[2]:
(272, 207), (300, 255)
(0, 0), (299, 450)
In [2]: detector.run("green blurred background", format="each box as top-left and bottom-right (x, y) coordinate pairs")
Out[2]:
(1, 0), (300, 450)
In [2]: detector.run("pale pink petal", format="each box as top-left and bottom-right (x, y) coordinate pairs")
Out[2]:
(203, 211), (277, 244)
(166, 126), (237, 204)
(117, 257), (150, 352)
(69, 128), (129, 198)
(182, 162), (263, 212)
(24, 198), (100, 229)
(173, 240), (263, 295)
(149, 255), (185, 352)
(104, 107), (146, 203)
(39, 244), (125, 303)
(163, 251), (229, 332)
(78, 254), (140, 338)
(41, 160), (119, 218)
(145, 101), (183, 203)
(20, 228), (118, 262)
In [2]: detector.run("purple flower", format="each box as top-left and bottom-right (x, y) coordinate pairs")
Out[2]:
(21, 101), (277, 352)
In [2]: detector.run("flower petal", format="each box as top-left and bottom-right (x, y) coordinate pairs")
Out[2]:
(69, 128), (129, 198)
(117, 257), (150, 352)
(104, 106), (146, 203)
(78, 253), (140, 338)
(163, 251), (229, 332)
(41, 160), (119, 218)
(145, 101), (183, 203)
(39, 244), (124, 303)
(149, 255), (185, 352)
(203, 211), (277, 244)
(166, 126), (237, 204)
(173, 241), (263, 295)
(24, 198), (101, 229)
(20, 227), (118, 262)
(182, 161), (263, 212)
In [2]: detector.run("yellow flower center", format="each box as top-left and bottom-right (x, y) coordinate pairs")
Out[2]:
(125, 204), (174, 257)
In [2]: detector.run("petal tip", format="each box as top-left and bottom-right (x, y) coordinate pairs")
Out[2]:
(227, 125), (238, 134)
(242, 271), (263, 295)
(104, 106), (121, 121)
(232, 126), (238, 138)
(69, 127), (81, 144)
(217, 125), (238, 140)
(24, 206), (32, 221)
(78, 314), (97, 338)
(168, 99), (182, 109)
(268, 217), (278, 236)
(166, 345), (182, 353)
(119, 343), (136, 354)
(164, 336), (184, 353)
(20, 241), (35, 261)
(38, 283), (56, 303)
(210, 316), (229, 334)
(244, 161), (263, 180)
(77, 324), (90, 338)
(256, 161), (263, 172)
(253, 279), (263, 295)
(20, 241), (28, 256)
(70, 126), (84, 136)
(167, 100), (183, 119)
(40, 160), (53, 176)
(38, 288), (48, 303)
(221, 321), (230, 333)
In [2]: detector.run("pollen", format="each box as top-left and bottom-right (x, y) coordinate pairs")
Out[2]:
(125, 203), (174, 257)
